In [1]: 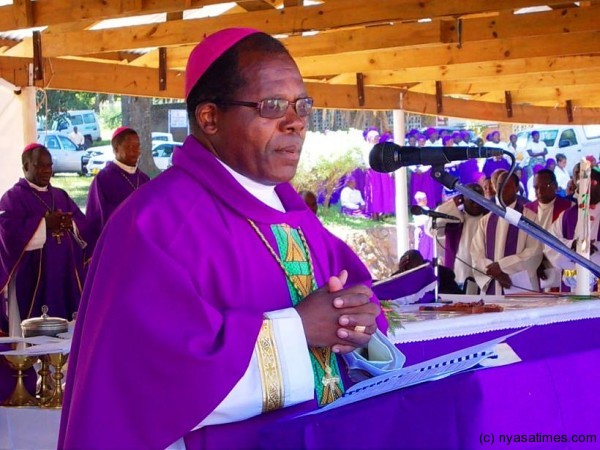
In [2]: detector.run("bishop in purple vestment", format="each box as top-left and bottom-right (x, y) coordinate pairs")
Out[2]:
(0, 144), (88, 332)
(86, 127), (150, 255)
(60, 29), (392, 450)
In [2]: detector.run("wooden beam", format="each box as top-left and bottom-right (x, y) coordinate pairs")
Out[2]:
(40, 0), (585, 57)
(12, 0), (33, 29)
(159, 47), (167, 91)
(305, 81), (600, 124)
(435, 81), (443, 114)
(237, 1), (277, 12)
(32, 30), (42, 81)
(505, 91), (513, 118)
(566, 99), (574, 122)
(356, 72), (365, 107)
(313, 55), (600, 86)
(294, 31), (600, 77)
(0, 0), (225, 32)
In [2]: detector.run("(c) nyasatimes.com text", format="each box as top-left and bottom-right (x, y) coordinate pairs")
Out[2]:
(479, 432), (597, 445)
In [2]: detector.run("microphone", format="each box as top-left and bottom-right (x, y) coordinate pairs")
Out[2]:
(411, 205), (460, 221)
(369, 143), (504, 173)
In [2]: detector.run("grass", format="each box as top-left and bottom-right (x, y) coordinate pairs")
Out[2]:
(319, 204), (396, 230)
(51, 174), (93, 210)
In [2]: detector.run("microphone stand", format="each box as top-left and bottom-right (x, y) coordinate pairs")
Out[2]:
(430, 216), (440, 301)
(429, 165), (600, 278)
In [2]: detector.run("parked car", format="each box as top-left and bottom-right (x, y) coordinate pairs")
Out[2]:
(52, 110), (102, 147)
(82, 145), (113, 176)
(152, 141), (182, 171)
(151, 131), (174, 143)
(86, 141), (182, 174)
(516, 125), (600, 173)
(37, 131), (86, 174)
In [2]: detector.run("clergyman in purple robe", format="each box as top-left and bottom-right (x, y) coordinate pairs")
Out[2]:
(85, 126), (150, 255)
(59, 28), (402, 449)
(0, 144), (88, 333)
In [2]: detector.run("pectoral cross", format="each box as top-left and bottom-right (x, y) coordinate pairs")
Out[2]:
(51, 230), (63, 244)
(321, 365), (340, 389)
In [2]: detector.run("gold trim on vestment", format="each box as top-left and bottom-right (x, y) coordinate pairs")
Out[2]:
(256, 319), (284, 412)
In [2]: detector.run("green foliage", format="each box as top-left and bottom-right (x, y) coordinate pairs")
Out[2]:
(293, 145), (363, 207)
(51, 175), (93, 210)
(99, 103), (122, 131)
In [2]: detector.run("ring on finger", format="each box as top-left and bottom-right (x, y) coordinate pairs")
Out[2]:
(354, 325), (366, 333)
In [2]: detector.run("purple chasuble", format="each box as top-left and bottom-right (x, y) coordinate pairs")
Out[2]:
(86, 161), (150, 256)
(484, 200), (525, 294)
(0, 179), (88, 328)
(59, 136), (387, 449)
(444, 221), (464, 270)
(525, 197), (573, 223)
(561, 204), (600, 241)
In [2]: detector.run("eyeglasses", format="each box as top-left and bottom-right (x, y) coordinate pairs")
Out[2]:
(216, 97), (313, 119)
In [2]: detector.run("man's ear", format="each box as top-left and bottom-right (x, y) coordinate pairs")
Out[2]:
(195, 103), (219, 135)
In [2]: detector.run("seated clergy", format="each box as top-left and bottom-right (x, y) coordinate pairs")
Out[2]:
(471, 172), (543, 294)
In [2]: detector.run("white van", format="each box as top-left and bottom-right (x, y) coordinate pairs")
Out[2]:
(516, 125), (600, 174)
(52, 110), (102, 146)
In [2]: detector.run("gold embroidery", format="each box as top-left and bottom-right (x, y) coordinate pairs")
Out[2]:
(256, 319), (284, 412)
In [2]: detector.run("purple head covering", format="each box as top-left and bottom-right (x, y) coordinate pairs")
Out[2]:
(185, 28), (261, 99)
(363, 126), (380, 141)
(546, 158), (556, 168)
(451, 131), (462, 139)
(425, 127), (437, 138)
(461, 131), (471, 140)
(112, 126), (135, 140)
(533, 164), (545, 175)
(408, 129), (420, 137)
(23, 142), (44, 153)
(442, 135), (454, 146)
(379, 132), (393, 143)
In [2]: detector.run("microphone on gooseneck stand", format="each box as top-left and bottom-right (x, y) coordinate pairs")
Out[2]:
(369, 142), (504, 173)
(410, 205), (461, 221)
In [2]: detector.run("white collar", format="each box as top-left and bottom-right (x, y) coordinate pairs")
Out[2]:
(217, 160), (285, 212)
(538, 198), (555, 211)
(113, 159), (137, 174)
(25, 179), (48, 192)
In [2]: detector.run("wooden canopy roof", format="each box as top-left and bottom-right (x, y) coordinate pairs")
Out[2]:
(1, 0), (600, 124)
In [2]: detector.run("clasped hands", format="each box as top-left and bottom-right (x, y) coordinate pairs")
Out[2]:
(45, 210), (74, 232)
(485, 262), (512, 289)
(295, 270), (379, 355)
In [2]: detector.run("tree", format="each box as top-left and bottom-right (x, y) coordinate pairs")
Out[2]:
(293, 144), (363, 208)
(122, 96), (160, 178)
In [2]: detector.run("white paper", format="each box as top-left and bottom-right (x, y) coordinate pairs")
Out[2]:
(0, 335), (63, 345)
(504, 270), (533, 294)
(302, 329), (526, 415)
(477, 343), (522, 368)
(0, 339), (71, 356)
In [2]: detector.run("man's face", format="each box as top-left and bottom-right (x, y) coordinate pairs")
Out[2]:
(24, 148), (53, 187)
(558, 158), (567, 169)
(115, 133), (141, 167)
(211, 53), (308, 185)
(534, 173), (557, 204)
(532, 133), (540, 143)
(497, 173), (517, 205)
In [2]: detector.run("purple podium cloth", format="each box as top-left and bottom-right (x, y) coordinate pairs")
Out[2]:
(86, 161), (150, 255)
(0, 178), (88, 326)
(259, 318), (600, 450)
(372, 263), (436, 303)
(59, 136), (387, 449)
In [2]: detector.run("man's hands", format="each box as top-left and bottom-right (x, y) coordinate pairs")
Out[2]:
(295, 270), (380, 354)
(485, 262), (512, 288)
(45, 210), (73, 232)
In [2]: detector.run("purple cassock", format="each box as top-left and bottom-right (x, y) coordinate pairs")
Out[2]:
(59, 136), (388, 449)
(86, 161), (150, 254)
(0, 178), (87, 329)
(482, 158), (510, 180)
(364, 169), (395, 215)
(409, 169), (443, 209)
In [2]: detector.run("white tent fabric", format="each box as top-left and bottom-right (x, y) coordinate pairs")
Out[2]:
(0, 82), (36, 197)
